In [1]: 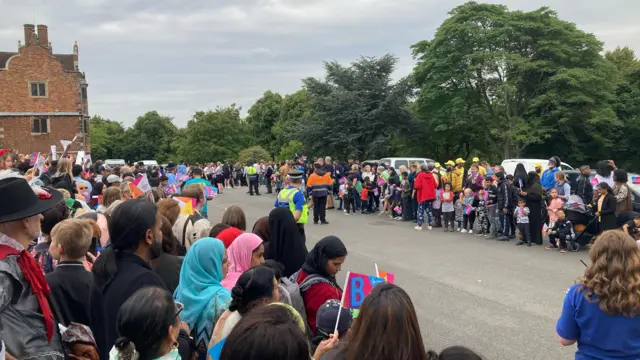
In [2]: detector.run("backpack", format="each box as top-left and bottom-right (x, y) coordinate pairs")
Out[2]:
(179, 213), (204, 256)
(279, 270), (332, 337)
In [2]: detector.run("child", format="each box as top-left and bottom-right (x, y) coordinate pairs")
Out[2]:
(622, 215), (640, 238)
(390, 179), (403, 219)
(343, 179), (356, 215)
(312, 299), (352, 353)
(440, 183), (455, 231)
(45, 219), (95, 327)
(484, 177), (498, 237)
(546, 210), (574, 253)
(432, 187), (442, 227)
(338, 179), (346, 212)
(547, 188), (564, 227)
(461, 188), (476, 234)
(454, 192), (464, 232)
(514, 198), (531, 246)
(401, 172), (412, 221)
(475, 189), (488, 236)
(361, 177), (371, 214)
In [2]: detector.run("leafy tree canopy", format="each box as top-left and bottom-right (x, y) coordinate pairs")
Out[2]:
(238, 146), (271, 164)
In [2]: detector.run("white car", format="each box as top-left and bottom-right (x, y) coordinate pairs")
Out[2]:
(104, 159), (126, 169)
(137, 160), (159, 168)
(501, 159), (574, 175)
(379, 157), (435, 170)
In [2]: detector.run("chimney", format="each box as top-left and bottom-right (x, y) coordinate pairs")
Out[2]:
(23, 24), (35, 44)
(37, 25), (49, 47)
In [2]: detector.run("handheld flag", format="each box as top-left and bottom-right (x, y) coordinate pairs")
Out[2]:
(375, 263), (395, 284)
(60, 139), (72, 150)
(205, 186), (216, 200)
(633, 176), (640, 185)
(341, 272), (385, 310)
(128, 182), (145, 199)
(29, 152), (40, 166)
(464, 204), (473, 215)
(133, 174), (152, 194)
(174, 196), (196, 215)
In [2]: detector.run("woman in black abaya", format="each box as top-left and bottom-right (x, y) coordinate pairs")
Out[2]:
(520, 171), (544, 245)
(264, 207), (308, 277)
(513, 163), (528, 190)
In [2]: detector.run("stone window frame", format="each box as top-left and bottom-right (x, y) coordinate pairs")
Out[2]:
(31, 117), (50, 135)
(28, 81), (49, 98)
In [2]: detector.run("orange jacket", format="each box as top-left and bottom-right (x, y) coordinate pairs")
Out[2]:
(307, 170), (333, 197)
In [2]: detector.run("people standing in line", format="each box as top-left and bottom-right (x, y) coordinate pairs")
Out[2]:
(413, 162), (437, 231)
(540, 156), (561, 193)
(496, 172), (513, 241)
(221, 233), (265, 290)
(408, 163), (419, 221)
(613, 169), (633, 214)
(264, 207), (308, 278)
(513, 163), (528, 190)
(246, 162), (260, 196)
(0, 177), (66, 359)
(293, 236), (347, 336)
(184, 168), (213, 218)
(151, 215), (184, 293)
(307, 163), (333, 225)
(221, 205), (247, 231)
(172, 184), (212, 251)
(440, 183), (455, 231)
(576, 165), (594, 205)
(174, 237), (230, 360)
(520, 172), (545, 245)
(556, 231), (640, 359)
(464, 163), (484, 193)
(514, 198), (531, 246)
(451, 158), (465, 195)
(484, 177), (499, 238)
(274, 170), (309, 238)
(554, 171), (571, 202)
(591, 182), (617, 234)
(265, 162), (274, 194)
(545, 210), (574, 253)
(90, 199), (165, 360)
(594, 160), (615, 187)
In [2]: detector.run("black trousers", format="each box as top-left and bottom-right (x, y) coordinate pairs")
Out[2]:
(518, 223), (531, 243)
(297, 223), (306, 243)
(249, 178), (260, 195)
(345, 196), (356, 213)
(266, 179), (272, 194)
(313, 196), (327, 223)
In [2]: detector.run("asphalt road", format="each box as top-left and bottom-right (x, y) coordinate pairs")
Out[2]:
(207, 186), (583, 360)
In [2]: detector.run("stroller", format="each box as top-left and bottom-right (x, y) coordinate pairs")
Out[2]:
(563, 195), (598, 251)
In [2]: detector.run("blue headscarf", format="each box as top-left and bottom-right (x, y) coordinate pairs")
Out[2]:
(174, 238), (231, 355)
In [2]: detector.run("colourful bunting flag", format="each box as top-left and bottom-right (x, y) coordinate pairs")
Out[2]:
(633, 176), (640, 185)
(205, 186), (216, 199)
(29, 152), (40, 166)
(165, 184), (177, 196)
(376, 268), (395, 284)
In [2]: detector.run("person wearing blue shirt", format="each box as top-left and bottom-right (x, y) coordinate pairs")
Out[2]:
(556, 231), (640, 360)
(185, 168), (212, 217)
(178, 161), (187, 175)
(540, 156), (561, 192)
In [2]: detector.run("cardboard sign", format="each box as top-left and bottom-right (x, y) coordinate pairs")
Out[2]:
(50, 145), (57, 161)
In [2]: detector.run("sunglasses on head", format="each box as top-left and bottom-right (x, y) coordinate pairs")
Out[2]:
(174, 301), (184, 319)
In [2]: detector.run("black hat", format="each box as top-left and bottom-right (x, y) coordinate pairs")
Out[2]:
(0, 177), (63, 223)
(192, 168), (203, 176)
(166, 162), (177, 169)
(316, 299), (352, 337)
(288, 170), (303, 180)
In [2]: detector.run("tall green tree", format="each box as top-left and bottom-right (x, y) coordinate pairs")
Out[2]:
(88, 115), (125, 160)
(174, 105), (250, 163)
(412, 2), (619, 162)
(246, 91), (283, 155)
(299, 54), (414, 159)
(272, 89), (311, 156)
(238, 146), (271, 164)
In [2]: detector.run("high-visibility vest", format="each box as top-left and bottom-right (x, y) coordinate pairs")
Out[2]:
(277, 187), (308, 224)
(246, 166), (257, 176)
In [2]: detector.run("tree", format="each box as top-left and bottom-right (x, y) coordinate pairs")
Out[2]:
(272, 90), (311, 155)
(88, 115), (125, 160)
(246, 91), (283, 155)
(238, 146), (271, 164)
(411, 2), (619, 161)
(298, 54), (414, 159)
(174, 105), (250, 163)
(119, 111), (177, 163)
(278, 140), (303, 161)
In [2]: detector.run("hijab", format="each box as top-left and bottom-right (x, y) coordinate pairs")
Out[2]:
(265, 208), (308, 278)
(302, 236), (347, 289)
(513, 163), (528, 189)
(221, 234), (263, 290)
(216, 227), (243, 249)
(523, 171), (543, 196)
(174, 238), (231, 351)
(252, 217), (270, 243)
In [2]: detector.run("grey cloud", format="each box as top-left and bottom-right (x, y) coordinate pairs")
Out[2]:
(1, 0), (638, 126)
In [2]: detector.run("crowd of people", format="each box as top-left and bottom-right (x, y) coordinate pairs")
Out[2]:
(1, 146), (640, 360)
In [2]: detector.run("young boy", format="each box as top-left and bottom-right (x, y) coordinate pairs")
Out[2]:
(475, 189), (488, 236)
(440, 183), (455, 231)
(401, 172), (412, 221)
(514, 198), (531, 246)
(343, 179), (356, 215)
(484, 177), (498, 238)
(46, 219), (95, 327)
(576, 165), (594, 205)
(546, 210), (574, 253)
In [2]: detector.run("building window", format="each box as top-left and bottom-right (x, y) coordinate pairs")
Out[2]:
(29, 82), (47, 97)
(81, 87), (87, 100)
(81, 118), (89, 134)
(31, 118), (49, 134)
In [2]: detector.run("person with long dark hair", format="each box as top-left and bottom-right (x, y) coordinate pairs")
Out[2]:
(110, 287), (185, 360)
(590, 182), (617, 233)
(293, 236), (347, 335)
(520, 172), (544, 245)
(595, 160), (615, 187)
(324, 283), (429, 360)
(556, 231), (640, 359)
(90, 199), (165, 359)
(613, 169), (633, 214)
(210, 266), (278, 347)
(513, 163), (528, 190)
(264, 207), (308, 278)
(150, 215), (183, 293)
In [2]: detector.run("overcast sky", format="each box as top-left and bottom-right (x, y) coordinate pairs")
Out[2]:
(1, 0), (638, 127)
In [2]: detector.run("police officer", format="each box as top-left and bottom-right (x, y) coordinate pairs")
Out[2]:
(246, 162), (260, 195)
(274, 170), (308, 239)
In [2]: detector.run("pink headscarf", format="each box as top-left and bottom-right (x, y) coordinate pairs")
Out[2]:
(221, 233), (263, 290)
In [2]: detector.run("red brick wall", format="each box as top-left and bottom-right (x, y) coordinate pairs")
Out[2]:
(0, 38), (89, 154)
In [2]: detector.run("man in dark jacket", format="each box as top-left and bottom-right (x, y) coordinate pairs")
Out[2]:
(496, 172), (513, 241)
(576, 165), (594, 205)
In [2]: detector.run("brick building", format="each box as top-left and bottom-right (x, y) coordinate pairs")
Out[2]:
(0, 24), (89, 155)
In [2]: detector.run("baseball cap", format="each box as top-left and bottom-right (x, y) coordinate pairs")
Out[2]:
(106, 174), (121, 184)
(316, 299), (352, 337)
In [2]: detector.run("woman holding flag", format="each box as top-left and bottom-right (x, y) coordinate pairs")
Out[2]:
(293, 236), (348, 336)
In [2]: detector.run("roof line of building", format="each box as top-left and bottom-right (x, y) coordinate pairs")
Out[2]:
(0, 112), (82, 116)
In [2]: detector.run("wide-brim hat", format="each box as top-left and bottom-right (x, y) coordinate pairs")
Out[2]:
(445, 160), (455, 166)
(455, 158), (465, 164)
(0, 177), (63, 223)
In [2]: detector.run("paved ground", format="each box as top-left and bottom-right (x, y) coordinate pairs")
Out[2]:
(207, 186), (583, 360)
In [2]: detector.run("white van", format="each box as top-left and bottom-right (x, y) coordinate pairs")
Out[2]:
(380, 157), (434, 170)
(137, 160), (159, 168)
(104, 159), (126, 169)
(501, 159), (574, 175)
